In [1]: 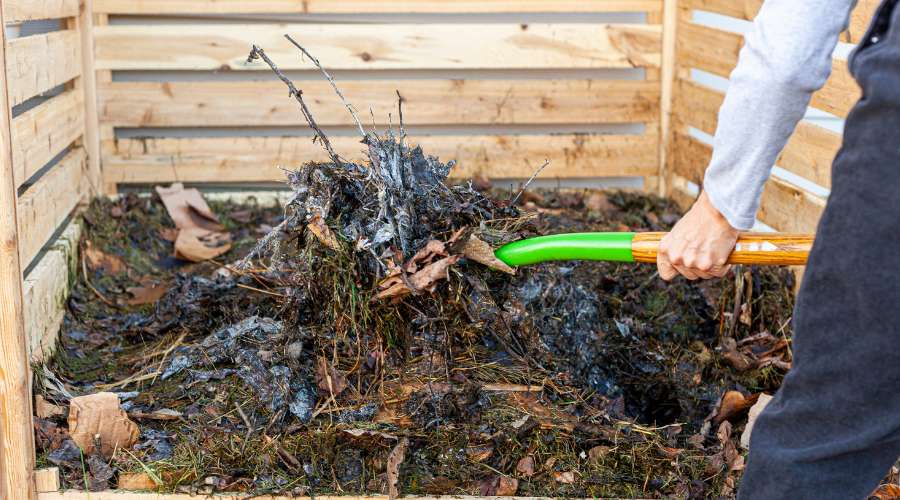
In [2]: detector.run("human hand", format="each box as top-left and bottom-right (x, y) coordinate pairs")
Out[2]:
(657, 191), (740, 281)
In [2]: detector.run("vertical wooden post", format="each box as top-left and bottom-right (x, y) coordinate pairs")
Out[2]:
(658, 0), (679, 197)
(0, 3), (38, 499)
(78, 0), (102, 197)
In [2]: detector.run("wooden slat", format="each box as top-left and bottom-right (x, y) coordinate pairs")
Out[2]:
(94, 23), (662, 71)
(102, 134), (658, 185)
(77, 0), (103, 195)
(6, 30), (80, 106)
(16, 148), (86, 268)
(23, 221), (80, 364)
(100, 80), (659, 127)
(11, 88), (84, 188)
(675, 79), (841, 188)
(678, 21), (859, 117)
(671, 130), (710, 184)
(33, 468), (60, 494)
(683, 0), (876, 45)
(3, 0), (79, 23)
(93, 0), (663, 14)
(758, 176), (826, 233)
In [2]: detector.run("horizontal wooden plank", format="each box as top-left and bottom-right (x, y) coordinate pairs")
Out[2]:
(23, 220), (81, 364)
(675, 79), (840, 188)
(758, 176), (826, 233)
(95, 23), (661, 71)
(671, 130), (710, 184)
(6, 30), (81, 106)
(100, 80), (660, 128)
(93, 0), (663, 14)
(845, 0), (879, 44)
(11, 88), (84, 188)
(103, 133), (658, 184)
(3, 0), (79, 23)
(678, 21), (858, 117)
(17, 148), (86, 268)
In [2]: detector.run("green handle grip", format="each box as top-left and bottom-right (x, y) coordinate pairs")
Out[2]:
(494, 232), (636, 267)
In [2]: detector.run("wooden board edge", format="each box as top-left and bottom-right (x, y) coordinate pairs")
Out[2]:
(3, 0), (79, 24)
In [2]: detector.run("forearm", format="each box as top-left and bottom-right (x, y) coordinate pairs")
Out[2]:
(703, 0), (856, 230)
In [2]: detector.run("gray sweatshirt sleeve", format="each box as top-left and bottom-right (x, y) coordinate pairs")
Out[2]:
(702, 0), (857, 230)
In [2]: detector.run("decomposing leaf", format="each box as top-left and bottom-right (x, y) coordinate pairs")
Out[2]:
(155, 183), (224, 231)
(741, 393), (774, 449)
(68, 392), (140, 458)
(516, 456), (535, 477)
(316, 358), (348, 396)
(588, 445), (612, 462)
(479, 475), (518, 496)
(307, 215), (341, 251)
(84, 242), (126, 275)
(387, 437), (409, 500)
(174, 228), (232, 262)
(375, 255), (460, 301)
(713, 390), (759, 425)
(118, 472), (159, 491)
(35, 395), (65, 419)
(124, 278), (169, 306)
(553, 471), (575, 484)
(461, 234), (515, 275)
(466, 445), (494, 463)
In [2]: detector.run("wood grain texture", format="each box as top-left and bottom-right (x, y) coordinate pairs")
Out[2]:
(23, 221), (80, 364)
(671, 130), (710, 184)
(677, 21), (859, 117)
(99, 80), (660, 127)
(672, 78), (720, 135)
(6, 30), (81, 107)
(33, 467), (60, 494)
(102, 134), (657, 185)
(3, 0), (79, 23)
(759, 176), (827, 233)
(16, 148), (86, 269)
(77, 0), (102, 196)
(632, 231), (813, 265)
(93, 0), (663, 14)
(11, 88), (84, 189)
(94, 23), (662, 71)
(0, 5), (36, 499)
(657, 0), (679, 196)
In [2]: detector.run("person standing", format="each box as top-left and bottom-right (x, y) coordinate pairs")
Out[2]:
(656, 0), (900, 498)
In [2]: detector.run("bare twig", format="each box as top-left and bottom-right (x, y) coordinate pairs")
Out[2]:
(284, 34), (367, 138)
(396, 90), (406, 143)
(247, 44), (342, 166)
(511, 159), (551, 205)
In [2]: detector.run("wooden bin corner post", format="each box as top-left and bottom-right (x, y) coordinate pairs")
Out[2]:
(0, 3), (38, 499)
(658, 0), (679, 197)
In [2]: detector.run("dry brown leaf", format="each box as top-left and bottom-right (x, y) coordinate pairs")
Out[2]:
(479, 475), (518, 496)
(315, 358), (348, 397)
(741, 393), (774, 449)
(307, 215), (341, 251)
(68, 392), (140, 458)
(174, 228), (232, 262)
(124, 278), (169, 306)
(713, 390), (759, 425)
(461, 234), (515, 275)
(342, 428), (398, 440)
(516, 456), (535, 477)
(466, 445), (494, 463)
(84, 242), (126, 275)
(118, 472), (158, 491)
(873, 484), (900, 500)
(387, 437), (409, 500)
(128, 408), (182, 421)
(375, 255), (460, 301)
(155, 183), (224, 231)
(553, 471), (576, 484)
(34, 395), (65, 419)
(588, 445), (612, 462)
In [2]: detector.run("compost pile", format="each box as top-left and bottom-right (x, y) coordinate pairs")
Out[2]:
(32, 42), (806, 499)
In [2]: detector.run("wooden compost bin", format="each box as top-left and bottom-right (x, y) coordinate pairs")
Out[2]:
(0, 0), (874, 498)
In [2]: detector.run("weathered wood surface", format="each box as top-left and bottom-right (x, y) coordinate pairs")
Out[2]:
(94, 23), (662, 71)
(3, 0), (79, 23)
(11, 88), (84, 189)
(33, 467), (61, 494)
(100, 80), (660, 127)
(677, 21), (859, 117)
(77, 0), (102, 195)
(93, 0), (663, 14)
(758, 176), (827, 233)
(103, 133), (658, 185)
(0, 5), (36, 499)
(23, 221), (80, 364)
(670, 130), (709, 185)
(6, 30), (81, 107)
(16, 148), (86, 269)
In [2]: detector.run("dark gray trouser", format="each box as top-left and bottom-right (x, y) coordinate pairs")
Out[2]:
(738, 1), (900, 499)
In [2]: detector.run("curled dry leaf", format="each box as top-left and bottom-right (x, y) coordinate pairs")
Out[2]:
(174, 228), (232, 263)
(387, 437), (409, 500)
(84, 242), (126, 275)
(460, 234), (515, 275)
(516, 456), (535, 477)
(713, 390), (759, 426)
(315, 357), (348, 396)
(155, 183), (224, 231)
(307, 215), (341, 251)
(466, 445), (494, 463)
(375, 255), (460, 301)
(124, 277), (169, 306)
(34, 395), (65, 419)
(68, 392), (140, 458)
(553, 471), (576, 484)
(479, 475), (518, 496)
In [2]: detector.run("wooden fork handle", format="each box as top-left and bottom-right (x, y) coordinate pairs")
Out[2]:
(631, 232), (814, 266)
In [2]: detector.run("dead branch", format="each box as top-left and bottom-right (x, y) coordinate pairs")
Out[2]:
(511, 159), (551, 205)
